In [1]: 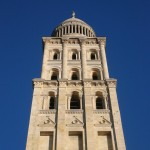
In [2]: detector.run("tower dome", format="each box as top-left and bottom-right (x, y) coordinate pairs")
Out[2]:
(51, 12), (96, 37)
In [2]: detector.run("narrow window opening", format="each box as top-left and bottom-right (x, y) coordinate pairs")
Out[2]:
(51, 73), (58, 80)
(49, 97), (55, 109)
(72, 53), (77, 60)
(91, 53), (96, 60)
(73, 25), (75, 33)
(53, 53), (58, 60)
(70, 25), (72, 33)
(96, 97), (104, 109)
(70, 95), (80, 109)
(93, 72), (99, 80)
(72, 73), (78, 80)
(66, 26), (68, 34)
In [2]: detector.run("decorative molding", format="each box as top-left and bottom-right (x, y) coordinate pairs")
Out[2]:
(85, 39), (97, 45)
(84, 81), (91, 87)
(33, 81), (43, 87)
(65, 109), (83, 114)
(93, 109), (110, 114)
(106, 79), (117, 88)
(38, 110), (56, 114)
(43, 38), (61, 44)
(66, 116), (84, 127)
(43, 81), (58, 87)
(94, 115), (111, 127)
(37, 116), (56, 127)
(59, 81), (67, 87)
(91, 81), (106, 87)
(68, 81), (82, 87)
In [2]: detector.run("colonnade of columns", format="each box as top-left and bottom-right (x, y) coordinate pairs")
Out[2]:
(56, 25), (95, 37)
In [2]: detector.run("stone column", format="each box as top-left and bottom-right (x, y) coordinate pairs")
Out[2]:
(68, 96), (71, 110)
(81, 26), (83, 34)
(78, 51), (81, 60)
(68, 25), (70, 34)
(80, 95), (82, 109)
(80, 40), (87, 79)
(65, 26), (67, 34)
(93, 96), (96, 110)
(62, 40), (68, 79)
(75, 25), (77, 33)
(98, 38), (109, 79)
(59, 51), (62, 60)
(54, 95), (57, 109)
(97, 50), (100, 60)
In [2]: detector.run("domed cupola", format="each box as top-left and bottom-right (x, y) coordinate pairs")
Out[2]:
(51, 11), (96, 37)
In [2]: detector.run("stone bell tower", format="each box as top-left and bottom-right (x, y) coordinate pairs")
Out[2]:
(26, 12), (126, 150)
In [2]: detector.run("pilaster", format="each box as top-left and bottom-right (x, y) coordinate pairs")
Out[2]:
(106, 79), (126, 150)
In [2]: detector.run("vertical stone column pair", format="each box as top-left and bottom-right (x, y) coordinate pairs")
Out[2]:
(98, 38), (109, 79)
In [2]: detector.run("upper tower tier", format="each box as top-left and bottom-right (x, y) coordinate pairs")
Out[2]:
(51, 12), (96, 37)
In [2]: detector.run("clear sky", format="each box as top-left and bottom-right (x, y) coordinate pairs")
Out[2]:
(0, 0), (150, 149)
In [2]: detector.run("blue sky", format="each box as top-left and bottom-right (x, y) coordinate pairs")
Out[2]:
(0, 0), (150, 149)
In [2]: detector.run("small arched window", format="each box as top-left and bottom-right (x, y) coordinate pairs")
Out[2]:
(96, 97), (104, 109)
(70, 95), (80, 109)
(93, 72), (99, 80)
(72, 53), (77, 60)
(51, 72), (58, 80)
(91, 53), (96, 60)
(72, 72), (78, 80)
(49, 97), (55, 109)
(53, 53), (58, 60)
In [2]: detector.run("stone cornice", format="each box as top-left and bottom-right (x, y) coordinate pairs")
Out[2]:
(33, 78), (110, 88)
(106, 78), (117, 88)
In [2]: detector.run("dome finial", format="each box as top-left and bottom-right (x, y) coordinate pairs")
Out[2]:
(72, 11), (75, 18)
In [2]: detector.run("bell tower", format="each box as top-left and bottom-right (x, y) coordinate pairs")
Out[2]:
(26, 12), (126, 150)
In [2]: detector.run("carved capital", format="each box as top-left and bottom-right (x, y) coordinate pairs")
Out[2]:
(97, 38), (106, 47)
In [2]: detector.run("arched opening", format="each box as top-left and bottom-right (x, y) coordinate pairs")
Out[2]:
(49, 97), (55, 109)
(72, 72), (78, 80)
(93, 72), (99, 80)
(51, 72), (58, 80)
(91, 53), (96, 60)
(96, 97), (104, 109)
(53, 53), (58, 60)
(70, 92), (80, 109)
(72, 53), (77, 60)
(51, 69), (59, 80)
